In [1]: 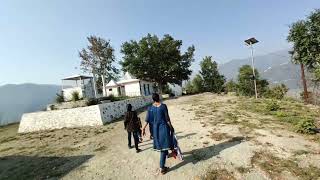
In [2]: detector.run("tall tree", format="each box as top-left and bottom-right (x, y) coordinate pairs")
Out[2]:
(79, 36), (118, 96)
(199, 56), (225, 93)
(287, 9), (320, 103)
(121, 34), (195, 93)
(237, 65), (269, 97)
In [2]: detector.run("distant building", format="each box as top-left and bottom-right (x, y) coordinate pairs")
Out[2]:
(61, 74), (95, 101)
(105, 72), (156, 97)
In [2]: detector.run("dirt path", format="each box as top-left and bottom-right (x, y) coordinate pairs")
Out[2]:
(1, 93), (320, 180)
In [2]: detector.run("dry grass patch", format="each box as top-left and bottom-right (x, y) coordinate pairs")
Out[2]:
(209, 131), (232, 141)
(200, 168), (236, 180)
(251, 151), (320, 180)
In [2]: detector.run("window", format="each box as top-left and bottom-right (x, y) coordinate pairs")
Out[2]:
(147, 84), (150, 95)
(143, 84), (146, 96)
(109, 89), (112, 91)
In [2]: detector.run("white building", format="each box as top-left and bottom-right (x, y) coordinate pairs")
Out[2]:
(61, 74), (95, 101)
(105, 72), (156, 97)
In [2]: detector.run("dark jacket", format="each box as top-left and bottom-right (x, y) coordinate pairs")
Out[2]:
(124, 111), (140, 132)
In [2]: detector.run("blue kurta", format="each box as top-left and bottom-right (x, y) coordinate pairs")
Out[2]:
(146, 103), (173, 151)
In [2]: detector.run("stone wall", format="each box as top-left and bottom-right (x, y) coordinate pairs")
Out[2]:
(18, 96), (152, 133)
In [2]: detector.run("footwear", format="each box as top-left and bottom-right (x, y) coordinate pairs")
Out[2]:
(128, 145), (133, 149)
(160, 167), (169, 175)
(136, 149), (142, 153)
(150, 136), (153, 140)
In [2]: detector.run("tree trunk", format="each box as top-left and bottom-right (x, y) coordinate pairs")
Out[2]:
(92, 73), (98, 98)
(101, 75), (106, 97)
(300, 63), (309, 103)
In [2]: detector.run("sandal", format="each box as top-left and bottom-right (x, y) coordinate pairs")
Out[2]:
(160, 167), (169, 175)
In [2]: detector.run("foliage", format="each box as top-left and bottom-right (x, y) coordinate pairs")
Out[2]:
(121, 34), (195, 92)
(225, 80), (238, 93)
(184, 74), (205, 94)
(287, 9), (320, 70)
(79, 36), (119, 91)
(264, 84), (289, 100)
(295, 118), (316, 134)
(199, 56), (225, 93)
(85, 98), (99, 106)
(55, 93), (64, 103)
(162, 84), (172, 94)
(71, 91), (80, 102)
(265, 100), (280, 111)
(237, 65), (269, 97)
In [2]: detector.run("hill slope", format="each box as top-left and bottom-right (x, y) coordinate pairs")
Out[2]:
(0, 84), (61, 126)
(219, 50), (301, 89)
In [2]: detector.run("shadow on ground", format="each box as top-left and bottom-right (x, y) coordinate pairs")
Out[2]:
(169, 136), (244, 172)
(0, 155), (93, 180)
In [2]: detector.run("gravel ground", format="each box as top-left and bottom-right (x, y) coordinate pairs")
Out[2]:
(1, 93), (319, 180)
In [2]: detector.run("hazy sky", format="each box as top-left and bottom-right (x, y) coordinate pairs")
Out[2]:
(1, 0), (319, 85)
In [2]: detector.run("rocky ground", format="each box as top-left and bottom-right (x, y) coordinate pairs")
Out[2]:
(0, 93), (320, 180)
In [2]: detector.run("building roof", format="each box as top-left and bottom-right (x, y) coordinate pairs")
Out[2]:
(105, 80), (120, 88)
(62, 74), (93, 80)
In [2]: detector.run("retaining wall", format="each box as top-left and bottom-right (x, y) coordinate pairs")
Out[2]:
(18, 96), (152, 133)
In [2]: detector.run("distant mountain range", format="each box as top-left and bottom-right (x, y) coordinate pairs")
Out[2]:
(219, 50), (302, 89)
(0, 84), (61, 126)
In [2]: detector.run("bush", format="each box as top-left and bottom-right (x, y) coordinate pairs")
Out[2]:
(85, 98), (98, 106)
(265, 100), (280, 111)
(264, 84), (289, 100)
(295, 118), (316, 134)
(71, 91), (80, 101)
(55, 93), (64, 103)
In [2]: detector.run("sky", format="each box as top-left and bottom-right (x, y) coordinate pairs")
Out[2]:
(0, 0), (320, 85)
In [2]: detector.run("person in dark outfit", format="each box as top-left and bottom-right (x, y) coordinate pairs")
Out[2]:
(124, 104), (142, 153)
(142, 93), (174, 175)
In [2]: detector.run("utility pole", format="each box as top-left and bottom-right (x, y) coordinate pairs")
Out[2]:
(245, 37), (259, 99)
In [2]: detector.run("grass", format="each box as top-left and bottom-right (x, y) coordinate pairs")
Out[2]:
(200, 168), (236, 180)
(238, 98), (319, 134)
(251, 151), (320, 179)
(236, 166), (250, 174)
(209, 131), (232, 141)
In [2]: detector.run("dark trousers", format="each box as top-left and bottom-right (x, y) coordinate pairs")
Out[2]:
(128, 131), (139, 150)
(149, 123), (153, 137)
(160, 150), (168, 168)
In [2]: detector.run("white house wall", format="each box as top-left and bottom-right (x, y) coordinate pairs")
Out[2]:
(124, 82), (141, 97)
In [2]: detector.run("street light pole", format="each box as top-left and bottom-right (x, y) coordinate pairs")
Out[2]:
(245, 37), (259, 99)
(250, 42), (258, 99)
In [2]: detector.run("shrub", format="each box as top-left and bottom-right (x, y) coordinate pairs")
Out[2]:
(265, 100), (280, 111)
(55, 93), (64, 103)
(295, 118), (316, 134)
(71, 91), (80, 101)
(264, 84), (289, 100)
(85, 98), (98, 106)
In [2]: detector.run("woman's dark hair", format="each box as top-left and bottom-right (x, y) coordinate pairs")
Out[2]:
(152, 93), (160, 102)
(127, 104), (132, 111)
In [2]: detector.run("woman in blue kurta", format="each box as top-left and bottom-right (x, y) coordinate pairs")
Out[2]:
(143, 93), (174, 174)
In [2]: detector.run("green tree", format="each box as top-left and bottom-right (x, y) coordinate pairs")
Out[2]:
(287, 9), (320, 102)
(79, 36), (119, 96)
(237, 65), (269, 97)
(225, 80), (238, 93)
(192, 74), (205, 93)
(199, 56), (225, 93)
(121, 34), (195, 93)
(185, 81), (195, 94)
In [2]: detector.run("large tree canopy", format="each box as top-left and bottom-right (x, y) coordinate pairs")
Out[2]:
(199, 56), (225, 93)
(79, 36), (118, 79)
(287, 9), (320, 70)
(120, 34), (195, 91)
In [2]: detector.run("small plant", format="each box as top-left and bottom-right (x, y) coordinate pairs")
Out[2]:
(55, 93), (64, 103)
(85, 98), (98, 106)
(265, 100), (280, 111)
(264, 84), (289, 100)
(295, 118), (316, 134)
(71, 91), (80, 101)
